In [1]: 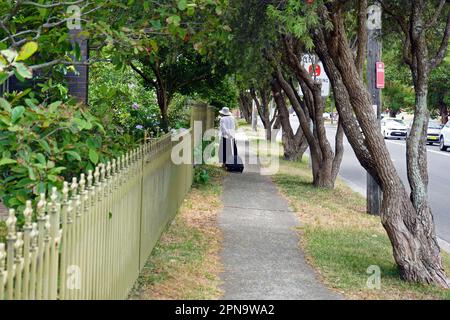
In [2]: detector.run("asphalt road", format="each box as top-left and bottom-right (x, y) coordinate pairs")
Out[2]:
(276, 115), (450, 243)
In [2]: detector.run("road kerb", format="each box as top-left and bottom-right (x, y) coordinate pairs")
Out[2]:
(438, 238), (450, 254)
(339, 175), (450, 254)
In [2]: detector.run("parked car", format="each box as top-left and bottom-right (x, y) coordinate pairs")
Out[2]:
(406, 120), (443, 145)
(426, 121), (443, 145)
(381, 118), (408, 139)
(439, 122), (450, 151)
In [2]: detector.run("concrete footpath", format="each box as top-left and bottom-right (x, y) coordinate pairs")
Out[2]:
(218, 142), (341, 300)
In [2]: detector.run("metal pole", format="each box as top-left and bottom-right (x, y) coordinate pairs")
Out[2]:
(366, 3), (383, 215)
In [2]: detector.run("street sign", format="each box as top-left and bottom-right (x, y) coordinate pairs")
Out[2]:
(376, 62), (385, 89)
(299, 54), (331, 97)
(308, 64), (321, 77)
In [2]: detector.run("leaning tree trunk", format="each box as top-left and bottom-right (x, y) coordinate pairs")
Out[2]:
(239, 91), (252, 124)
(404, 4), (449, 287)
(275, 66), (342, 188)
(250, 87), (275, 141)
(277, 36), (343, 188)
(271, 76), (308, 161)
(312, 7), (449, 287)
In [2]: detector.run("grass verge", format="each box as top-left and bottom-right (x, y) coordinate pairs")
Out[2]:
(273, 158), (450, 300)
(129, 165), (225, 300)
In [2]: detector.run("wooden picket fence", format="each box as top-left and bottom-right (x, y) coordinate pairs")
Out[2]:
(0, 129), (195, 300)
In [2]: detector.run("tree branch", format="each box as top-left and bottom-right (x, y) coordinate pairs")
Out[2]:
(424, 0), (447, 29)
(129, 62), (156, 87)
(355, 0), (368, 77)
(429, 9), (450, 70)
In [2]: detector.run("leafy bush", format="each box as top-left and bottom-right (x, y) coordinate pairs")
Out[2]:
(0, 93), (125, 219)
(194, 166), (210, 185)
(89, 62), (164, 139)
(169, 93), (192, 129)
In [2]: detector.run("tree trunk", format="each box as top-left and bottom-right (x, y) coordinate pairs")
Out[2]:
(250, 87), (275, 141)
(275, 67), (341, 188)
(403, 3), (449, 287)
(439, 100), (448, 124)
(312, 6), (449, 287)
(277, 36), (343, 188)
(271, 76), (308, 161)
(156, 87), (169, 132)
(238, 91), (252, 124)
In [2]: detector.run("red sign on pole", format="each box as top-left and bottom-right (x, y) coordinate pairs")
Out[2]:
(376, 62), (385, 89)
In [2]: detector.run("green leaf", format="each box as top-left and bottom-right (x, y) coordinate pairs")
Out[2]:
(0, 158), (17, 166)
(72, 118), (89, 130)
(0, 72), (8, 84)
(38, 140), (52, 154)
(177, 0), (187, 11)
(167, 15), (181, 27)
(28, 167), (36, 181)
(16, 178), (34, 188)
(89, 148), (99, 164)
(0, 98), (11, 112)
(50, 167), (66, 174)
(65, 151), (82, 162)
(11, 106), (25, 123)
(16, 42), (39, 61)
(86, 137), (98, 149)
(0, 49), (18, 63)
(48, 101), (62, 111)
(35, 153), (46, 165)
(14, 62), (33, 79)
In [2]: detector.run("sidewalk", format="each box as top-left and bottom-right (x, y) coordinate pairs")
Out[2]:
(218, 139), (341, 300)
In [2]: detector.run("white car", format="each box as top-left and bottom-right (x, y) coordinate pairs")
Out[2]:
(426, 121), (443, 145)
(381, 118), (408, 139)
(407, 120), (443, 145)
(439, 122), (450, 151)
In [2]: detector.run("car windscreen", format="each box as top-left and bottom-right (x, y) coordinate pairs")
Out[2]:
(428, 122), (442, 129)
(387, 119), (406, 126)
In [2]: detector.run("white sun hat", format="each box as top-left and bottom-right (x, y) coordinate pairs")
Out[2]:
(219, 107), (231, 116)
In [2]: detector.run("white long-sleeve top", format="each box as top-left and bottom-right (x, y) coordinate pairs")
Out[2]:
(219, 115), (236, 139)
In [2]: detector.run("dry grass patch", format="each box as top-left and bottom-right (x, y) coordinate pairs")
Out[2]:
(273, 158), (450, 300)
(130, 165), (225, 300)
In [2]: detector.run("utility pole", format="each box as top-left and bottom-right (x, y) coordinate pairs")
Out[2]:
(366, 3), (383, 215)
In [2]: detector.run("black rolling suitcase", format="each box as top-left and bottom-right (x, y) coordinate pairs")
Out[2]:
(225, 139), (244, 173)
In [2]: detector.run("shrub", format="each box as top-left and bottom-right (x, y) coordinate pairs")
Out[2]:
(89, 62), (164, 138)
(0, 93), (125, 221)
(194, 166), (210, 185)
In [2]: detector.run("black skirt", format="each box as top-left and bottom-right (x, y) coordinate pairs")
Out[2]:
(219, 137), (234, 164)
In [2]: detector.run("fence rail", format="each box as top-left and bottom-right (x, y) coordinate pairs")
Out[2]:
(0, 128), (197, 300)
